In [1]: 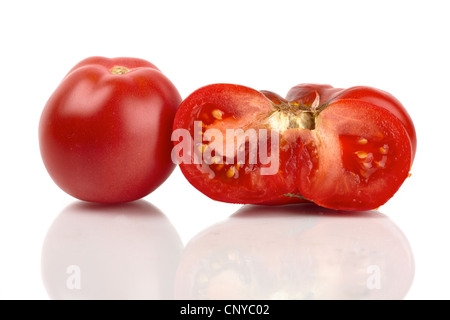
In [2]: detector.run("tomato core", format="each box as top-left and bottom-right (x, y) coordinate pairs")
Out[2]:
(264, 102), (317, 132)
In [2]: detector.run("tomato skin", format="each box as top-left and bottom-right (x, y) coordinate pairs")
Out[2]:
(173, 83), (415, 211)
(39, 57), (182, 203)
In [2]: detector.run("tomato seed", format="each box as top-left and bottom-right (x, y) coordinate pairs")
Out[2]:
(226, 167), (235, 178)
(358, 138), (368, 144)
(355, 151), (368, 159)
(212, 109), (223, 120)
(379, 146), (388, 154)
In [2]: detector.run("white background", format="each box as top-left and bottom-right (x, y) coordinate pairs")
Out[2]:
(0, 0), (449, 300)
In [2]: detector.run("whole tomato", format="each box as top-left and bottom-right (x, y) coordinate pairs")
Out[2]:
(40, 57), (181, 203)
(172, 83), (416, 211)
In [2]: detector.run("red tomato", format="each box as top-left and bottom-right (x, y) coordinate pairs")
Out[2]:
(172, 83), (416, 211)
(40, 57), (182, 203)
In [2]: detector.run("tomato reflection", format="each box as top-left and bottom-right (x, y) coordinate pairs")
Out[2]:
(174, 204), (414, 300)
(41, 200), (183, 300)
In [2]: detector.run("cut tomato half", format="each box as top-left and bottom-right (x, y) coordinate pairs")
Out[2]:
(173, 83), (415, 210)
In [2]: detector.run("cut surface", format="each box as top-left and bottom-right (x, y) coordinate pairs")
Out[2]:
(296, 100), (412, 210)
(174, 84), (414, 209)
(174, 84), (300, 204)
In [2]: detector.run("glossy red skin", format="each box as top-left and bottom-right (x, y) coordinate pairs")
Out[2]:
(173, 83), (415, 211)
(40, 57), (182, 203)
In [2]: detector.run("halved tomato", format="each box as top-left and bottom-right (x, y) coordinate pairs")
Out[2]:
(172, 83), (415, 210)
